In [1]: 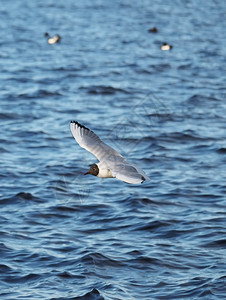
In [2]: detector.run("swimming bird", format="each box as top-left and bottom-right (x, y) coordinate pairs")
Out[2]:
(161, 43), (173, 51)
(148, 27), (158, 33)
(70, 121), (150, 184)
(44, 32), (61, 44)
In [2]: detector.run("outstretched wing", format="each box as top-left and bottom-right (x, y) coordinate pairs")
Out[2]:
(70, 121), (123, 162)
(105, 158), (150, 184)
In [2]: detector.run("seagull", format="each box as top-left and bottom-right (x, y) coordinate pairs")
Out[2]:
(44, 32), (61, 44)
(161, 43), (173, 51)
(70, 121), (150, 184)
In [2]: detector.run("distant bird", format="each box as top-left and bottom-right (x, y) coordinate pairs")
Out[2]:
(70, 121), (150, 184)
(161, 43), (173, 51)
(148, 27), (158, 33)
(44, 32), (61, 44)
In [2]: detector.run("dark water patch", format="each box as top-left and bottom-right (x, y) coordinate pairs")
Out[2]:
(57, 271), (76, 278)
(3, 273), (41, 284)
(82, 252), (126, 268)
(210, 276), (226, 298)
(0, 112), (22, 120)
(0, 147), (8, 153)
(55, 108), (81, 115)
(158, 130), (214, 143)
(198, 193), (223, 200)
(204, 217), (226, 224)
(79, 85), (130, 95)
(48, 258), (82, 269)
(189, 143), (216, 152)
(51, 288), (104, 300)
(130, 254), (190, 271)
(57, 271), (86, 280)
(177, 63), (193, 70)
(202, 239), (226, 249)
(0, 192), (40, 205)
(186, 94), (220, 105)
(18, 89), (61, 99)
(129, 255), (162, 267)
(0, 242), (13, 254)
(53, 66), (84, 72)
(134, 67), (153, 75)
(165, 279), (215, 299)
(14, 129), (48, 140)
(147, 193), (188, 206)
(16, 252), (44, 262)
(147, 112), (174, 122)
(68, 203), (113, 216)
(30, 211), (71, 220)
(217, 147), (226, 154)
(0, 264), (11, 272)
(55, 245), (78, 253)
(134, 220), (175, 232)
(159, 228), (198, 239)
(150, 63), (171, 72)
(4, 76), (34, 84)
(53, 205), (82, 213)
(140, 197), (164, 206)
(126, 249), (143, 257)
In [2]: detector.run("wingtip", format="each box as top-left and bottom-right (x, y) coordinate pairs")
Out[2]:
(141, 175), (150, 183)
(70, 121), (91, 132)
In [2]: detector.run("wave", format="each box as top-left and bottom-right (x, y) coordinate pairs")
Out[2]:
(0, 192), (40, 205)
(79, 85), (130, 95)
(51, 288), (104, 300)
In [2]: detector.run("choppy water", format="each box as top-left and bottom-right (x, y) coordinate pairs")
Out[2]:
(0, 0), (226, 299)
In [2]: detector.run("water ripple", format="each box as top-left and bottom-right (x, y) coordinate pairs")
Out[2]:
(0, 0), (225, 299)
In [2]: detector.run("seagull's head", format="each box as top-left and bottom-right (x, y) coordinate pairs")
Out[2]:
(84, 164), (99, 176)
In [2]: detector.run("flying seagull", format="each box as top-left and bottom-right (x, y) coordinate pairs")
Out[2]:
(70, 121), (150, 184)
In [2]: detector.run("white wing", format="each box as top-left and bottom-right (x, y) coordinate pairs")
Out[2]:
(70, 121), (123, 161)
(105, 158), (150, 184)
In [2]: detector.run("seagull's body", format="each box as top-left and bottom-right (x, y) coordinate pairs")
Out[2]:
(70, 121), (150, 184)
(161, 43), (173, 51)
(45, 32), (61, 44)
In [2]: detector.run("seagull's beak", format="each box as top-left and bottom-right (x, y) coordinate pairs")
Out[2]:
(84, 171), (90, 175)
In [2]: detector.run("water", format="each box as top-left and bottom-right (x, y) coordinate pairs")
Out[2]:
(0, 0), (226, 299)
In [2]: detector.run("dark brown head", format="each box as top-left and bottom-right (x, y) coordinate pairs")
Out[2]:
(84, 164), (99, 176)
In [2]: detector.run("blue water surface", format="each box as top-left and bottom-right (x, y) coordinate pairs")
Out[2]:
(0, 0), (226, 299)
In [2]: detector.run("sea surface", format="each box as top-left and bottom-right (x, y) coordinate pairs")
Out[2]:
(0, 0), (226, 299)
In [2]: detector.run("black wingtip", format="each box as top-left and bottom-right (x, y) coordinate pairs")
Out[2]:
(70, 121), (91, 131)
(141, 176), (145, 183)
